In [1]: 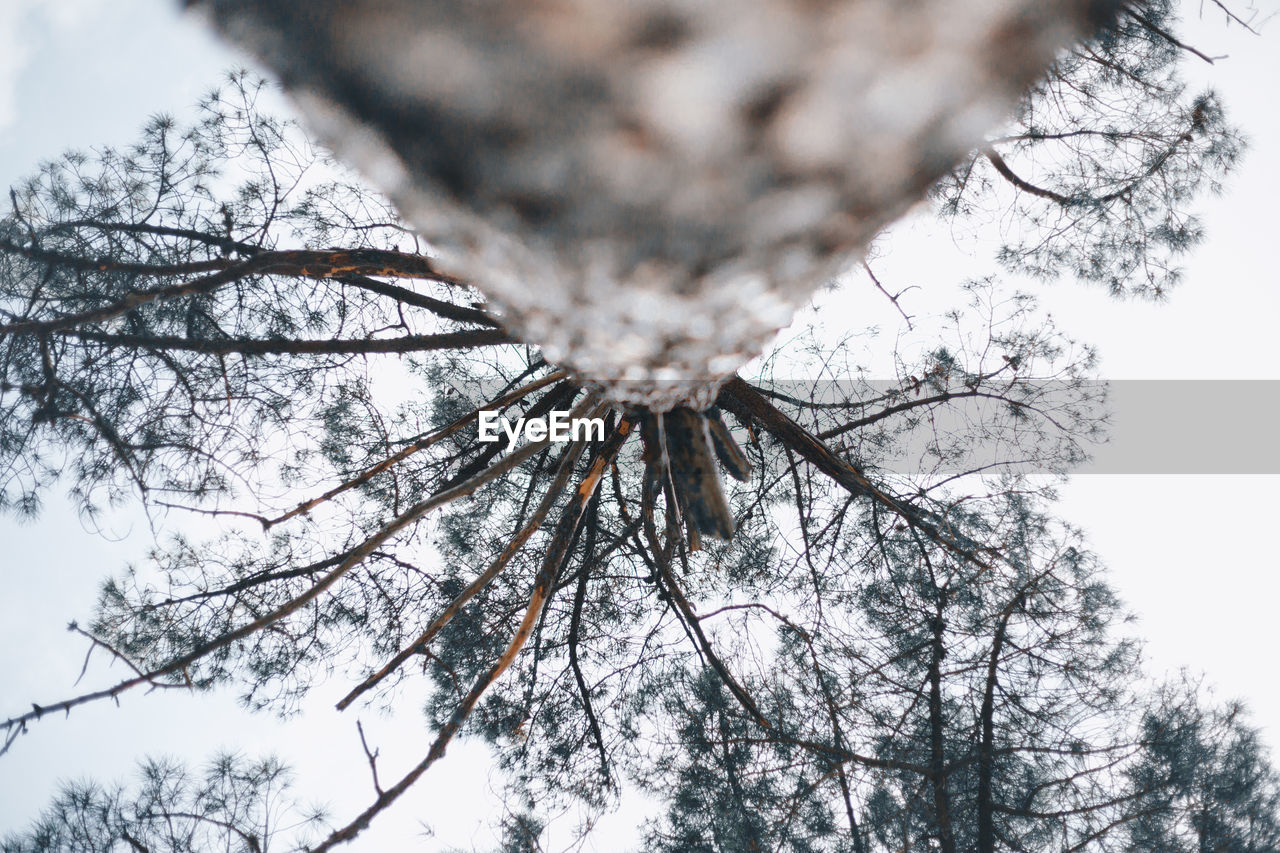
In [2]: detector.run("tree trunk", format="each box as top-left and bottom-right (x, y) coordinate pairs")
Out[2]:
(928, 605), (958, 853)
(977, 608), (1015, 853)
(190, 0), (1121, 408)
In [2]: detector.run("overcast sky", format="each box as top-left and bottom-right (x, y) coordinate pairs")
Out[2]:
(1, 2), (1278, 850)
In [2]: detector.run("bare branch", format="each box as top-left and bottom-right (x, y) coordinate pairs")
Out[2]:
(1, 398), (599, 737)
(356, 720), (384, 795)
(336, 422), (592, 709)
(271, 371), (565, 530)
(55, 328), (515, 355)
(311, 416), (634, 851)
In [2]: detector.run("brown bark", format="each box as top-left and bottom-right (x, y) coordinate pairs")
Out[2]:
(191, 0), (1122, 406)
(0, 246), (482, 337)
(59, 328), (513, 355)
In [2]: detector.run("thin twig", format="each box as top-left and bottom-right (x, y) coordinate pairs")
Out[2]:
(356, 721), (384, 795)
(863, 261), (915, 331)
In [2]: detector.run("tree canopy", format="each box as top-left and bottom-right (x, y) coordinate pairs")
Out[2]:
(1, 2), (1274, 851)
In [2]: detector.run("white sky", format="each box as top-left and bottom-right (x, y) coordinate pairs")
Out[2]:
(1, 2), (1278, 850)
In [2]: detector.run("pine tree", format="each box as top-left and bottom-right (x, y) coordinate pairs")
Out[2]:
(1, 2), (1270, 849)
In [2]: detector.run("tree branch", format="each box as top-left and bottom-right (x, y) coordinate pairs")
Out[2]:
(1, 399), (598, 738)
(335, 420), (593, 709)
(311, 415), (634, 851)
(56, 328), (514, 356)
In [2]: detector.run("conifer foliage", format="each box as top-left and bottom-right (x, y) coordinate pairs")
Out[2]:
(1, 3), (1273, 850)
